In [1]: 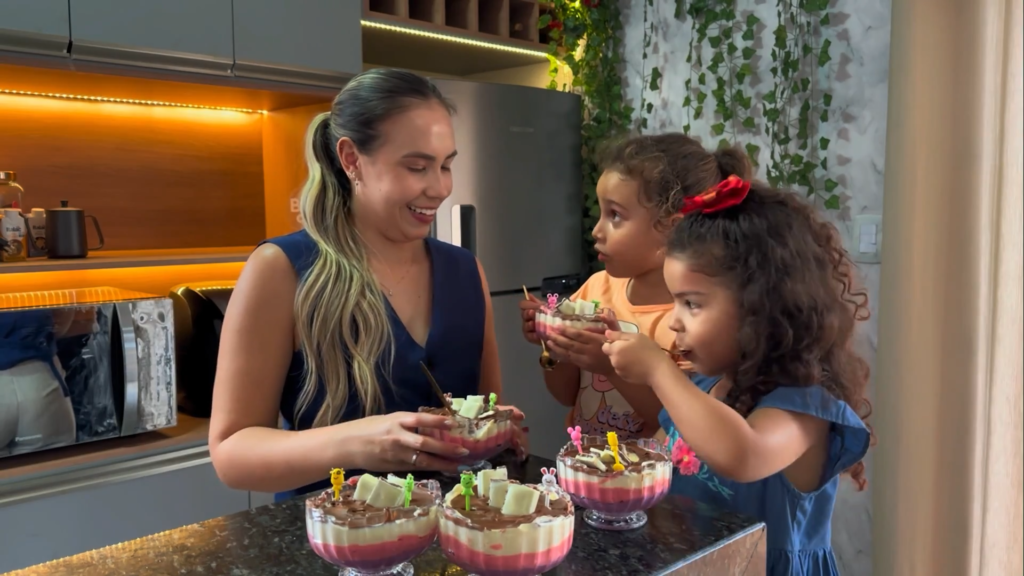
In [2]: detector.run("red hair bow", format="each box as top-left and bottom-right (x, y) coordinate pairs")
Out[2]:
(680, 175), (751, 215)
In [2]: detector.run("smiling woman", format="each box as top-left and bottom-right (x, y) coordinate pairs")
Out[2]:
(207, 69), (517, 500)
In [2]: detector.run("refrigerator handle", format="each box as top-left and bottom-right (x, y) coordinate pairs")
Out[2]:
(450, 204), (477, 256)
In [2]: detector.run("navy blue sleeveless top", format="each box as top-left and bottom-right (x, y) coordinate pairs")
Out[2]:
(260, 230), (485, 500)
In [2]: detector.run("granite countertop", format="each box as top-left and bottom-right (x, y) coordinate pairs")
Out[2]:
(10, 453), (766, 576)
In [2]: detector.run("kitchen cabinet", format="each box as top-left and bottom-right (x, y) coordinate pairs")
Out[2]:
(68, 0), (234, 76)
(0, 0), (70, 58)
(0, 448), (250, 573)
(232, 0), (361, 88)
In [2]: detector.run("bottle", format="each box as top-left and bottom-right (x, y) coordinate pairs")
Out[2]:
(26, 208), (47, 257)
(0, 171), (25, 210)
(1, 207), (28, 262)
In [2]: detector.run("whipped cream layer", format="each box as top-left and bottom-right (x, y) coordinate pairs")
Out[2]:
(439, 486), (574, 576)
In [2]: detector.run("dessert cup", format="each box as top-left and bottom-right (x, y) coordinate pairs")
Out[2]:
(556, 435), (671, 530)
(419, 405), (515, 472)
(535, 297), (605, 340)
(306, 477), (441, 575)
(438, 475), (574, 576)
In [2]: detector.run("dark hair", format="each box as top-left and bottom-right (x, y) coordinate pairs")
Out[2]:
(599, 133), (752, 221)
(667, 184), (874, 490)
(294, 69), (455, 426)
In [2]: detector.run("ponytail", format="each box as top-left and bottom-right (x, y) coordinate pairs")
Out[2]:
(293, 112), (394, 425)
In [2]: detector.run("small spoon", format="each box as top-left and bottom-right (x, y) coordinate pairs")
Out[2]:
(524, 285), (558, 371)
(419, 361), (455, 415)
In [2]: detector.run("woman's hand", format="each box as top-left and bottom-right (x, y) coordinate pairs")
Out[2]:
(518, 294), (543, 345)
(602, 330), (677, 385)
(545, 311), (619, 375)
(347, 412), (467, 474)
(497, 404), (530, 461)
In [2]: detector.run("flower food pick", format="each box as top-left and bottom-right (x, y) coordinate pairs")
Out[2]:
(488, 392), (497, 411)
(459, 471), (475, 511)
(607, 431), (625, 472)
(403, 474), (415, 507)
(330, 468), (345, 500)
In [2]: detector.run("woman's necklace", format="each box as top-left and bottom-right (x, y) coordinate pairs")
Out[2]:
(369, 251), (415, 297)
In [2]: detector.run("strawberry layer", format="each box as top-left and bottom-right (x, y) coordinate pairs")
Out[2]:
(439, 529), (573, 576)
(535, 314), (604, 340)
(559, 476), (670, 514)
(307, 531), (435, 571)
(423, 426), (514, 463)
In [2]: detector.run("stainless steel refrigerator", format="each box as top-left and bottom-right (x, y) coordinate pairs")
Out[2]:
(429, 78), (584, 459)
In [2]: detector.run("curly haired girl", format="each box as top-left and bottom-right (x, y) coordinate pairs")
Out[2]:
(603, 171), (873, 576)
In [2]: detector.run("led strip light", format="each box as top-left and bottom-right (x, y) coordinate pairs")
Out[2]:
(0, 88), (265, 113)
(361, 19), (550, 58)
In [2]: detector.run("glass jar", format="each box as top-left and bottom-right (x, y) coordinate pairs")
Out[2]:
(0, 171), (25, 210)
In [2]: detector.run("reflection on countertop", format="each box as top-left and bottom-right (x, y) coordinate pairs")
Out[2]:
(8, 453), (767, 576)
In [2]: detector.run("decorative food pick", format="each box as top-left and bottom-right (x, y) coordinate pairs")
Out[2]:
(591, 299), (600, 310)
(671, 438), (701, 475)
(567, 426), (583, 453)
(540, 467), (559, 508)
(330, 467), (345, 500)
(546, 293), (559, 309)
(459, 472), (475, 511)
(606, 432), (625, 471)
(488, 392), (497, 411)
(403, 474), (415, 507)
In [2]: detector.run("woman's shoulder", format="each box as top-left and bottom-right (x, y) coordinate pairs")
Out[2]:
(426, 238), (481, 277)
(259, 229), (318, 276)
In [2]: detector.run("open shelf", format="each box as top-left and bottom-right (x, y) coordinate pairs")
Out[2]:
(0, 247), (252, 274)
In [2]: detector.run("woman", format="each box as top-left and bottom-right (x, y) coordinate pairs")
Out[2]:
(209, 69), (508, 499)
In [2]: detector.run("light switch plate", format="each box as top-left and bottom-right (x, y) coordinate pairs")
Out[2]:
(849, 214), (883, 264)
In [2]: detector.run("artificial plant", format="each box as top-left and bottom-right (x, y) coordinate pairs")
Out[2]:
(540, 0), (632, 272)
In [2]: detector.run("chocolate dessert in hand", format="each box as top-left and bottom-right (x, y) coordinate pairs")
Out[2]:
(535, 293), (607, 339)
(439, 467), (574, 576)
(556, 431), (672, 531)
(419, 393), (516, 469)
(306, 472), (441, 576)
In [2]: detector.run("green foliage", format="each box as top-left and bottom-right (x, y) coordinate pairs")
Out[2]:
(541, 0), (632, 272)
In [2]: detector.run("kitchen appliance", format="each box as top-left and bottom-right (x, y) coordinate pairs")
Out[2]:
(429, 79), (584, 459)
(0, 287), (177, 459)
(45, 200), (105, 259)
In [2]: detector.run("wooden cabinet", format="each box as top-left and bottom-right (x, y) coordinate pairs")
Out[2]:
(232, 0), (362, 88)
(68, 0), (234, 75)
(0, 0), (70, 58)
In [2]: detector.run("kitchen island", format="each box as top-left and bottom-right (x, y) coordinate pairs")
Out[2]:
(9, 454), (766, 575)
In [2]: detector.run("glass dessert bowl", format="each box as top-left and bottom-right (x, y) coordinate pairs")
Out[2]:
(535, 295), (606, 340)
(419, 395), (515, 472)
(306, 473), (441, 576)
(556, 434), (671, 530)
(438, 467), (574, 576)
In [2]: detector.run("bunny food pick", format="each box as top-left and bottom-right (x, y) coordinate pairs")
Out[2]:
(539, 467), (560, 508)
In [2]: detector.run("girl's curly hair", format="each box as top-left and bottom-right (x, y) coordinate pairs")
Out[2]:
(599, 133), (753, 219)
(667, 182), (875, 490)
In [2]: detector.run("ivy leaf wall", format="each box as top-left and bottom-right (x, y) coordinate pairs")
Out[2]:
(618, 1), (892, 575)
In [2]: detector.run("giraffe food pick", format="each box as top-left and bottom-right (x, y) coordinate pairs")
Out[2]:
(488, 392), (497, 411)
(403, 474), (415, 507)
(330, 467), (345, 500)
(606, 432), (625, 472)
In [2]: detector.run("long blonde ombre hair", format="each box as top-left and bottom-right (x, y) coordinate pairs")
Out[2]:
(293, 69), (454, 427)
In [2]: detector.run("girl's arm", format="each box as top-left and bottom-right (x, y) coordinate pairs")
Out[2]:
(476, 259), (502, 399)
(649, 363), (827, 482)
(209, 245), (367, 491)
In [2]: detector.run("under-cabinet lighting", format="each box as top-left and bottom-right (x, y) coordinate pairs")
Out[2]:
(0, 88), (266, 114)
(361, 19), (550, 59)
